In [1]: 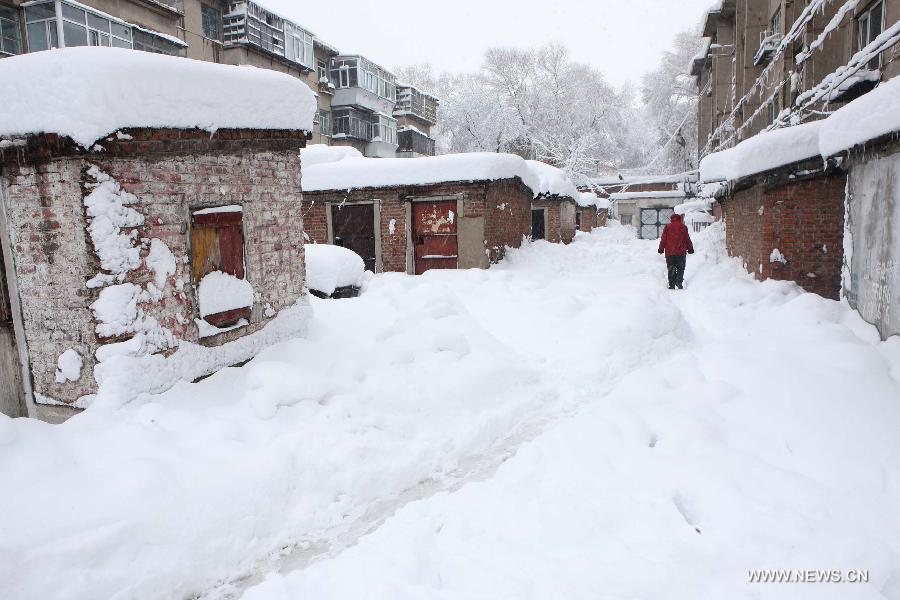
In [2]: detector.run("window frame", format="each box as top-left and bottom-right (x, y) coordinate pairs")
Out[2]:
(201, 3), (222, 42)
(190, 207), (251, 328)
(857, 0), (884, 70)
(0, 5), (23, 55)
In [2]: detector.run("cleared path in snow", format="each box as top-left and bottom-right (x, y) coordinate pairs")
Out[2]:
(239, 226), (900, 600)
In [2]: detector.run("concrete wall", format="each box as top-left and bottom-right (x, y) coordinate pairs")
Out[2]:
(0, 129), (308, 410)
(846, 147), (900, 339)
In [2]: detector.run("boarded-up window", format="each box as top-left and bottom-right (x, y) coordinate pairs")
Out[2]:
(191, 206), (249, 327)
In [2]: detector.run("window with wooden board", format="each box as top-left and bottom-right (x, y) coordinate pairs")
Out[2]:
(190, 206), (249, 327)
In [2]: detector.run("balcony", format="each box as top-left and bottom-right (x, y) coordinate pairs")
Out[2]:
(223, 1), (314, 70)
(753, 30), (782, 66)
(394, 85), (439, 126)
(397, 128), (435, 157)
(330, 55), (397, 114)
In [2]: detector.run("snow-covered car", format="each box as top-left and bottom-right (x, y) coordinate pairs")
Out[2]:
(304, 244), (367, 298)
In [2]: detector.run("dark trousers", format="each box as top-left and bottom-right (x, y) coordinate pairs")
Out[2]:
(666, 255), (686, 288)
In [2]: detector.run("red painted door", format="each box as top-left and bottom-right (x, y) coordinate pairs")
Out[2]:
(413, 200), (458, 275)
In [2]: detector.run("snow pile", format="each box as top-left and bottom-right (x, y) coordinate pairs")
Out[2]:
(302, 147), (541, 196)
(240, 227), (900, 600)
(54, 350), (83, 384)
(575, 192), (599, 208)
(525, 160), (579, 199)
(770, 248), (787, 264)
(0, 47), (317, 147)
(197, 271), (255, 318)
(699, 120), (823, 182)
(674, 199), (712, 214)
(146, 239), (177, 295)
(304, 244), (366, 296)
(819, 75), (900, 157)
(83, 166), (144, 284)
(300, 144), (364, 167)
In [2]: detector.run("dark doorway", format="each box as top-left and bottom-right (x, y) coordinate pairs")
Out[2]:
(413, 200), (458, 275)
(531, 208), (546, 240)
(332, 203), (377, 272)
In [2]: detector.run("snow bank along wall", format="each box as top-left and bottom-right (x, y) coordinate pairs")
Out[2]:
(844, 137), (900, 339)
(302, 178), (533, 274)
(722, 160), (846, 300)
(0, 128), (309, 419)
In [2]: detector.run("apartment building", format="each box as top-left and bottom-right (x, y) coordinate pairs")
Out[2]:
(695, 0), (899, 155)
(0, 0), (439, 158)
(696, 0), (900, 339)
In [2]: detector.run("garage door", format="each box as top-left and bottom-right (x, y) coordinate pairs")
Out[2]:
(413, 200), (458, 275)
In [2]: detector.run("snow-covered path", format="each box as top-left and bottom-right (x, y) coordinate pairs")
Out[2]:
(2, 225), (900, 600)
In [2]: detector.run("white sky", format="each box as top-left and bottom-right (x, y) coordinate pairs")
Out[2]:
(263, 0), (714, 88)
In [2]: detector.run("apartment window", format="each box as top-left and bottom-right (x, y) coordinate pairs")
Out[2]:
(284, 22), (312, 68)
(0, 6), (22, 55)
(25, 4), (58, 52)
(201, 3), (222, 41)
(372, 115), (397, 145)
(770, 7), (782, 36)
(857, 1), (884, 69)
(191, 207), (249, 327)
(25, 1), (172, 54)
(318, 109), (332, 136)
(317, 59), (328, 82)
(332, 108), (372, 141)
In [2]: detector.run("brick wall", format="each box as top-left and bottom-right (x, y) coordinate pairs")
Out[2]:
(484, 179), (532, 262)
(532, 197), (577, 244)
(304, 178), (533, 272)
(0, 129), (307, 406)
(598, 209), (608, 227)
(578, 206), (596, 232)
(724, 169), (846, 299)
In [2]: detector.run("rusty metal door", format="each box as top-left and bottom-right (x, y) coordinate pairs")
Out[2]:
(331, 204), (376, 272)
(413, 200), (458, 275)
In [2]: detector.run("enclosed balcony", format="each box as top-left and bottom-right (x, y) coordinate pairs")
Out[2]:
(397, 128), (436, 157)
(394, 85), (439, 126)
(330, 55), (397, 115)
(223, 1), (313, 70)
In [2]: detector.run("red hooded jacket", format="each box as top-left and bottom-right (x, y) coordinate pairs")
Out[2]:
(658, 214), (694, 257)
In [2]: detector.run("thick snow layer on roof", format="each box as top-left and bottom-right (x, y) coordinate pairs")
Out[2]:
(699, 120), (823, 183)
(819, 76), (900, 157)
(302, 147), (541, 195)
(590, 172), (699, 186)
(525, 160), (579, 199)
(575, 192), (600, 208)
(0, 47), (316, 148)
(300, 144), (364, 167)
(609, 191), (687, 201)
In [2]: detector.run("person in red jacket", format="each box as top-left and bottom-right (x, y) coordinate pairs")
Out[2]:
(657, 213), (694, 289)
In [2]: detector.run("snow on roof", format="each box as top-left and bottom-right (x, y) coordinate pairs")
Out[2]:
(674, 199), (713, 215)
(595, 197), (611, 209)
(525, 160), (579, 199)
(608, 191), (687, 201)
(300, 144), (364, 167)
(575, 191), (601, 208)
(590, 172), (699, 186)
(301, 146), (541, 195)
(819, 76), (900, 157)
(699, 120), (823, 183)
(0, 47), (317, 148)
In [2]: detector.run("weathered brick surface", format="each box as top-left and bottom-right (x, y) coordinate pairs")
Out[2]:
(0, 129), (307, 405)
(724, 169), (845, 300)
(532, 198), (577, 244)
(577, 206), (597, 232)
(303, 178), (533, 272)
(598, 209), (609, 227)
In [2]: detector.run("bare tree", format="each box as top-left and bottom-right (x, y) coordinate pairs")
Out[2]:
(640, 29), (705, 172)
